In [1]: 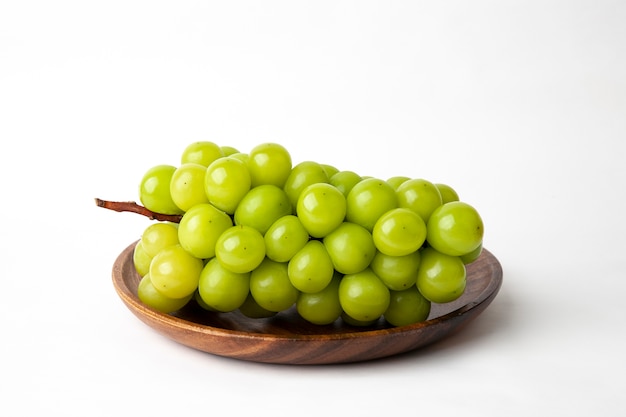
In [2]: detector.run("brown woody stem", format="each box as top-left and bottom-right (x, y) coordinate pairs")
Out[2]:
(94, 198), (183, 223)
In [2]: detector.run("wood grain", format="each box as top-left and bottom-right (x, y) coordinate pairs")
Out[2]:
(112, 241), (503, 365)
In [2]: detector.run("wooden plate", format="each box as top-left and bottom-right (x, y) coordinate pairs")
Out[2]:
(112, 241), (503, 365)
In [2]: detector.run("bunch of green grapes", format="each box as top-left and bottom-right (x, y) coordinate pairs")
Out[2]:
(133, 141), (484, 328)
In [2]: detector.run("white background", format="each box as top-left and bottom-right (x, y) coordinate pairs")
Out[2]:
(1, 1), (624, 416)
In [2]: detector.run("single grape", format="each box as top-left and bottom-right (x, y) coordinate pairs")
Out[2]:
(296, 182), (347, 238)
(133, 241), (152, 277)
(197, 257), (250, 312)
(338, 268), (390, 322)
(321, 164), (339, 179)
(247, 142), (292, 188)
(264, 215), (310, 262)
(416, 247), (466, 304)
(396, 178), (442, 223)
(180, 141), (224, 167)
(435, 183), (460, 204)
(460, 242), (483, 264)
(228, 152), (249, 164)
(283, 161), (329, 210)
(346, 177), (398, 231)
(323, 222), (376, 274)
(386, 176), (411, 190)
(296, 273), (342, 325)
(220, 145), (240, 156)
(194, 290), (217, 311)
(139, 165), (184, 215)
(426, 201), (484, 256)
(372, 207), (426, 256)
(369, 250), (421, 291)
(138, 273), (193, 313)
(384, 286), (431, 327)
(205, 156), (251, 214)
(234, 184), (292, 235)
(178, 203), (233, 259)
(170, 163), (210, 212)
(287, 240), (334, 293)
(249, 258), (299, 312)
(329, 170), (362, 197)
(214, 225), (266, 273)
(140, 222), (180, 258)
(238, 292), (277, 318)
(149, 244), (204, 299)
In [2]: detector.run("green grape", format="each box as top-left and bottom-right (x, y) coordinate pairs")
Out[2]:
(426, 201), (484, 256)
(329, 170), (362, 197)
(169, 163), (209, 212)
(149, 244), (204, 299)
(178, 203), (233, 259)
(194, 290), (217, 311)
(341, 312), (379, 327)
(323, 222), (376, 274)
(137, 273), (193, 313)
(346, 177), (398, 231)
(214, 225), (266, 273)
(247, 142), (292, 188)
(369, 250), (421, 291)
(384, 286), (431, 327)
(296, 273), (342, 325)
(238, 292), (277, 318)
(228, 152), (249, 164)
(133, 241), (152, 277)
(338, 268), (390, 322)
(139, 165), (184, 215)
(416, 247), (466, 303)
(460, 242), (483, 264)
(321, 164), (339, 179)
(296, 182), (347, 238)
(264, 215), (310, 262)
(396, 178), (443, 223)
(140, 222), (180, 258)
(197, 257), (250, 312)
(234, 184), (292, 235)
(249, 258), (299, 312)
(387, 176), (411, 190)
(283, 161), (329, 210)
(287, 240), (334, 293)
(435, 183), (460, 204)
(205, 156), (251, 214)
(180, 141), (224, 167)
(372, 207), (426, 256)
(220, 145), (240, 156)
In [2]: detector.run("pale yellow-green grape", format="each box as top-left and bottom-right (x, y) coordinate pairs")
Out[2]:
(264, 215), (310, 263)
(320, 164), (339, 179)
(149, 244), (204, 299)
(435, 183), (460, 204)
(426, 201), (484, 257)
(386, 176), (411, 190)
(178, 203), (233, 259)
(249, 258), (299, 312)
(346, 177), (398, 231)
(416, 247), (466, 304)
(234, 184), (292, 235)
(396, 178), (443, 223)
(169, 163), (209, 212)
(338, 268), (390, 322)
(247, 142), (292, 188)
(287, 240), (334, 293)
(460, 242), (483, 264)
(214, 225), (266, 274)
(140, 222), (179, 258)
(204, 156), (251, 214)
(372, 208), (426, 257)
(296, 182), (347, 238)
(296, 273), (343, 325)
(138, 273), (193, 313)
(369, 250), (421, 291)
(323, 222), (376, 275)
(329, 170), (361, 197)
(238, 292), (277, 318)
(180, 141), (224, 167)
(139, 165), (184, 215)
(197, 258), (250, 312)
(384, 286), (431, 327)
(133, 241), (152, 277)
(220, 145), (240, 156)
(283, 161), (329, 210)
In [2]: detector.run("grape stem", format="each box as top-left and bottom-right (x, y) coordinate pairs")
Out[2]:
(94, 198), (183, 223)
